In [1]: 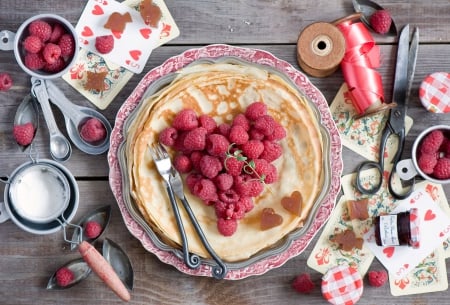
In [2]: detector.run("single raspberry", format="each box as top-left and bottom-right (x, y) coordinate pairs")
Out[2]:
(218, 189), (240, 204)
(28, 20), (52, 42)
(433, 157), (450, 180)
(192, 178), (218, 202)
(420, 130), (444, 154)
(292, 273), (315, 294)
(214, 201), (228, 219)
(43, 57), (66, 73)
(24, 52), (46, 70)
(55, 267), (75, 287)
(173, 131), (189, 152)
(370, 9), (392, 35)
(206, 133), (229, 156)
(198, 114), (217, 133)
(0, 73), (13, 91)
(417, 153), (438, 174)
(42, 43), (61, 64)
(174, 154), (192, 173)
(224, 156), (244, 176)
(229, 125), (249, 145)
(95, 35), (115, 54)
(367, 270), (388, 287)
(216, 123), (231, 137)
(239, 196), (254, 212)
(245, 101), (267, 121)
(214, 173), (234, 191)
(253, 158), (270, 177)
(217, 218), (237, 236)
(232, 113), (250, 131)
(186, 172), (202, 193)
(254, 115), (276, 136)
(159, 127), (178, 146)
(172, 109), (198, 131)
(184, 127), (207, 151)
(263, 163), (278, 184)
(189, 150), (204, 172)
(13, 122), (35, 146)
(224, 201), (246, 220)
(265, 123), (286, 141)
(49, 23), (65, 43)
(234, 175), (264, 197)
(248, 127), (265, 141)
(58, 33), (75, 57)
(199, 155), (223, 178)
(23, 35), (43, 53)
(79, 118), (107, 143)
(84, 220), (102, 239)
(241, 140), (264, 160)
(259, 140), (283, 162)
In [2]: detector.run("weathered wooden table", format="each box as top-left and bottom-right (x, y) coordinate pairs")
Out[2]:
(1, 1), (449, 304)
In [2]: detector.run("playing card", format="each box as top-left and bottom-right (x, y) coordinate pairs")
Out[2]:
(364, 188), (450, 280)
(76, 0), (162, 73)
(330, 83), (413, 161)
(389, 247), (448, 296)
(123, 0), (180, 47)
(306, 195), (375, 276)
(62, 49), (133, 109)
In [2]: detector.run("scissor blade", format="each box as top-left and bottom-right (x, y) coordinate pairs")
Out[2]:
(389, 24), (417, 133)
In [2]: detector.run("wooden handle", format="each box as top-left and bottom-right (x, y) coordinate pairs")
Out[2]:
(78, 241), (131, 302)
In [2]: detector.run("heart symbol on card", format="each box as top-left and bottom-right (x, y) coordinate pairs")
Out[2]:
(410, 212), (418, 221)
(111, 30), (122, 39)
(383, 247), (395, 258)
(140, 28), (152, 39)
(403, 263), (409, 269)
(424, 209), (436, 221)
(281, 191), (302, 216)
(81, 26), (94, 37)
(410, 198), (415, 205)
(92, 4), (104, 15)
(129, 50), (142, 61)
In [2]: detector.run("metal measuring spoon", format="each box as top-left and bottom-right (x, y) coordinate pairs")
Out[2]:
(45, 80), (112, 155)
(352, 0), (397, 36)
(31, 78), (72, 162)
(13, 94), (39, 151)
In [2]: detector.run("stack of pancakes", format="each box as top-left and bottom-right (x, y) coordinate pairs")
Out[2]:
(125, 60), (324, 262)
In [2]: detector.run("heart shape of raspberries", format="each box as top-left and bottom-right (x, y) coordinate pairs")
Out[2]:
(158, 101), (286, 236)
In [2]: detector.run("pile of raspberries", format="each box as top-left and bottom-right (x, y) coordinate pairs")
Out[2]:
(159, 101), (286, 236)
(21, 19), (75, 73)
(417, 129), (450, 180)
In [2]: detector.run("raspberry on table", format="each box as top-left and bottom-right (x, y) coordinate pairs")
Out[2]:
(217, 218), (237, 236)
(95, 35), (115, 54)
(58, 33), (75, 57)
(367, 270), (388, 287)
(23, 35), (43, 54)
(245, 101), (267, 121)
(13, 122), (35, 146)
(42, 43), (62, 64)
(199, 155), (223, 178)
(370, 9), (392, 35)
(84, 220), (103, 239)
(55, 267), (75, 287)
(420, 129), (444, 154)
(433, 157), (450, 179)
(28, 20), (52, 42)
(292, 273), (315, 294)
(0, 73), (13, 91)
(184, 127), (207, 151)
(172, 109), (198, 131)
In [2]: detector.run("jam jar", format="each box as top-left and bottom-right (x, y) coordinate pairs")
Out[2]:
(374, 208), (420, 248)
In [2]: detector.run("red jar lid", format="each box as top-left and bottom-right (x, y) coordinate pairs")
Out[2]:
(321, 264), (363, 305)
(419, 72), (450, 113)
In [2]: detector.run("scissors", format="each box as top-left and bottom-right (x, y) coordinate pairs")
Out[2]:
(355, 24), (419, 199)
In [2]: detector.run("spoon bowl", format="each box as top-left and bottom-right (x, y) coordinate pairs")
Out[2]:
(352, 0), (397, 36)
(47, 258), (92, 290)
(13, 94), (39, 151)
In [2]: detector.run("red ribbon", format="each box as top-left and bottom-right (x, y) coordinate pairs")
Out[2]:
(336, 20), (384, 115)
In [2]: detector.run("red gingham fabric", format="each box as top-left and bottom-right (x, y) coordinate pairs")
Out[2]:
(321, 264), (363, 305)
(419, 72), (450, 113)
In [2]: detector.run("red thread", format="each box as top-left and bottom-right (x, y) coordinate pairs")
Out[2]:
(335, 17), (384, 115)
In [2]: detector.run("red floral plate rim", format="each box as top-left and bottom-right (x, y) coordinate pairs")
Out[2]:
(107, 44), (343, 280)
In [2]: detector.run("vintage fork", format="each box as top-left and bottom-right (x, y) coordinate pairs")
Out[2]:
(170, 168), (228, 279)
(148, 143), (201, 270)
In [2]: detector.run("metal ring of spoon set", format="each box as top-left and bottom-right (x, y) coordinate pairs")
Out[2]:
(0, 14), (131, 300)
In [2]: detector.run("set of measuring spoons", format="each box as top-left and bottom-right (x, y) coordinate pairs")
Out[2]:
(29, 77), (112, 161)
